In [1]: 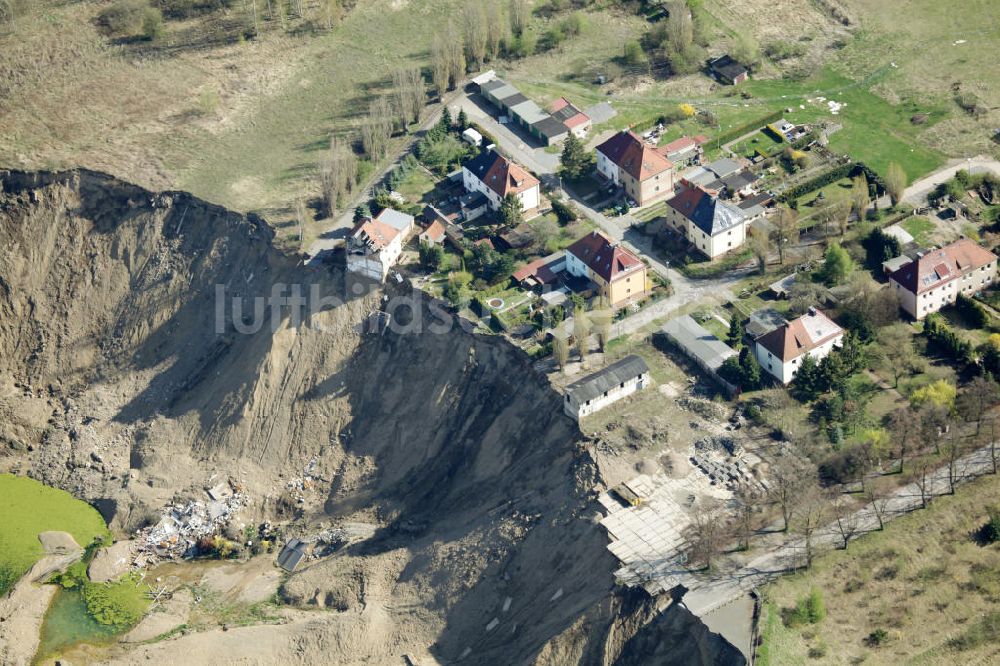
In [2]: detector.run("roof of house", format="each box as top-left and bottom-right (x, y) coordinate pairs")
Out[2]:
(481, 79), (517, 99)
(374, 207), (414, 233)
(709, 54), (749, 80)
(596, 131), (673, 181)
(746, 308), (789, 339)
(704, 157), (743, 179)
(512, 251), (566, 284)
(660, 135), (708, 156)
(661, 315), (737, 372)
(351, 218), (400, 252)
(887, 238), (997, 295)
(463, 150), (540, 198)
(276, 539), (309, 572)
(768, 274), (798, 296)
(666, 188), (747, 236)
(420, 219), (446, 243)
(566, 355), (650, 404)
(565, 231), (645, 283)
(738, 191), (774, 210)
(532, 116), (570, 139)
(755, 308), (843, 362)
(509, 98), (546, 123)
(551, 98), (591, 128)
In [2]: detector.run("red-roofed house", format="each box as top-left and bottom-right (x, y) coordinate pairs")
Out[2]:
(886, 238), (998, 319)
(565, 231), (648, 307)
(753, 308), (844, 384)
(550, 97), (592, 138)
(660, 135), (708, 164)
(595, 131), (675, 206)
(462, 149), (541, 215)
(418, 219), (447, 245)
(346, 218), (403, 281)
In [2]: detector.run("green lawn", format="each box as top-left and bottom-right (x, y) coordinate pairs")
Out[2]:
(901, 216), (937, 246)
(0, 475), (110, 593)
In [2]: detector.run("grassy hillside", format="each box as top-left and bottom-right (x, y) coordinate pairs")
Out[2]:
(758, 473), (1000, 664)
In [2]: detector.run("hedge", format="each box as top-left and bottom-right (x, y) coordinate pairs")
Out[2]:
(923, 313), (975, 366)
(712, 109), (785, 147)
(778, 161), (887, 204)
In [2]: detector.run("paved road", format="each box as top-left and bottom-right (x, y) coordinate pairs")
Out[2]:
(902, 155), (1000, 206)
(679, 445), (999, 617)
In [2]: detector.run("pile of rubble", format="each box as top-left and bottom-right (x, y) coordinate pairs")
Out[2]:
(133, 481), (246, 565)
(688, 452), (764, 493)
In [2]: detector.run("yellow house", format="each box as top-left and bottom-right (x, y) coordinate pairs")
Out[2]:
(564, 231), (649, 308)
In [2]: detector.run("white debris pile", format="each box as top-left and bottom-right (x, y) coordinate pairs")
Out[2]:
(285, 456), (321, 503)
(134, 483), (246, 563)
(827, 100), (844, 115)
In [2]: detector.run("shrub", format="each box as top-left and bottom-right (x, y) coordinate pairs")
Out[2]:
(819, 446), (865, 485)
(976, 506), (1000, 544)
(550, 199), (577, 225)
(865, 628), (890, 647)
(948, 612), (1000, 651)
(141, 7), (164, 41)
(96, 0), (149, 35)
(956, 293), (990, 328)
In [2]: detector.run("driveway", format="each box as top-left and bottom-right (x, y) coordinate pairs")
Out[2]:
(453, 93), (560, 176)
(902, 155), (1000, 205)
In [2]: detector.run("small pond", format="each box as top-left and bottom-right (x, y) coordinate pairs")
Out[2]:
(35, 587), (118, 661)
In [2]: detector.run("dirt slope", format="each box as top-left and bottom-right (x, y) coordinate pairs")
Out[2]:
(0, 169), (735, 664)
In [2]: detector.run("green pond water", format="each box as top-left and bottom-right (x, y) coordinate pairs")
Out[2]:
(34, 587), (118, 662)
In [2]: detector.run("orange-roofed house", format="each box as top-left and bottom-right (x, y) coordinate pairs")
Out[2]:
(565, 231), (648, 308)
(886, 238), (998, 319)
(346, 218), (403, 282)
(753, 308), (844, 384)
(550, 97), (592, 139)
(595, 131), (675, 206)
(462, 149), (540, 216)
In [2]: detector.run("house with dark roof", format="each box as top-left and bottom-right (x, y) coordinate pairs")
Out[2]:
(595, 131), (675, 206)
(664, 187), (750, 259)
(708, 54), (749, 85)
(886, 238), (998, 319)
(461, 149), (540, 215)
(564, 231), (648, 308)
(564, 355), (650, 420)
(753, 308), (844, 384)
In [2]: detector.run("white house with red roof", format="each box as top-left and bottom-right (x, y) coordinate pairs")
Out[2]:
(753, 308), (844, 384)
(346, 218), (403, 282)
(595, 131), (675, 206)
(886, 238), (998, 320)
(462, 149), (540, 215)
(564, 231), (648, 308)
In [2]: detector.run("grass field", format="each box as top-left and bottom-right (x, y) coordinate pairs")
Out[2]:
(0, 474), (110, 594)
(758, 472), (1000, 665)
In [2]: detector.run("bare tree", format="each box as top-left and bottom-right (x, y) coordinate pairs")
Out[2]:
(485, 0), (507, 60)
(294, 199), (308, 248)
(319, 135), (357, 216)
(919, 403), (950, 455)
(319, 0), (342, 30)
(850, 175), (870, 221)
(361, 96), (394, 160)
(666, 1), (693, 53)
(773, 206), (799, 265)
(942, 430), (965, 494)
(957, 375), (1000, 436)
(392, 68), (425, 128)
(509, 0), (530, 37)
(749, 226), (771, 274)
(463, 2), (488, 69)
(983, 413), (1000, 475)
(768, 459), (809, 532)
(684, 500), (724, 570)
(573, 306), (590, 363)
(590, 300), (614, 352)
(733, 482), (763, 551)
(445, 21), (467, 89)
(879, 324), (923, 389)
(552, 330), (570, 369)
(832, 495), (860, 549)
(884, 162), (907, 207)
(910, 462), (934, 509)
(431, 34), (451, 97)
(792, 486), (826, 569)
(887, 407), (916, 474)
(864, 482), (890, 530)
